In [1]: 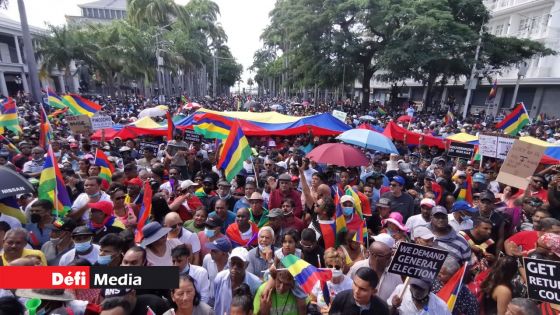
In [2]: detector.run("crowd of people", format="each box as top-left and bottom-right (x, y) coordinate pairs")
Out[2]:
(0, 93), (559, 315)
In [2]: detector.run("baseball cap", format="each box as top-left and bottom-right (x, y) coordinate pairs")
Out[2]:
(127, 178), (143, 187)
(88, 201), (113, 217)
(205, 237), (233, 253)
(420, 198), (436, 208)
(472, 172), (486, 183)
(377, 198), (391, 208)
(340, 195), (355, 205)
(229, 247), (249, 263)
(101, 288), (133, 298)
(278, 173), (291, 181)
(205, 216), (223, 228)
(218, 180), (231, 187)
(52, 218), (77, 232)
(455, 171), (467, 178)
(410, 278), (432, 290)
(267, 208), (284, 218)
(413, 226), (435, 240)
(180, 180), (199, 190)
(72, 226), (93, 237)
(431, 206), (447, 216)
(372, 233), (395, 249)
(203, 177), (214, 184)
(451, 200), (477, 213)
(391, 176), (405, 186)
(480, 190), (495, 202)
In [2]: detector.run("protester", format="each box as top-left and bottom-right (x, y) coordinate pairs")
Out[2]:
(388, 277), (451, 314)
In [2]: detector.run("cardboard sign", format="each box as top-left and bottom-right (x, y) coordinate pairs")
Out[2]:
(388, 242), (448, 281)
(139, 142), (160, 156)
(447, 142), (475, 159)
(496, 140), (546, 189)
(66, 115), (92, 134)
(523, 257), (560, 304)
(478, 134), (498, 158)
(184, 129), (201, 143)
(332, 110), (347, 123)
(90, 115), (113, 130)
(497, 137), (516, 160)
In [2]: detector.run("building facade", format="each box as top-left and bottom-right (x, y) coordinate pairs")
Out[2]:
(362, 0), (560, 118)
(65, 0), (126, 25)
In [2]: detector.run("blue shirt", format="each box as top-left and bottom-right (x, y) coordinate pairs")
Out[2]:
(209, 210), (236, 234)
(213, 269), (262, 315)
(25, 223), (53, 249)
(233, 197), (250, 213)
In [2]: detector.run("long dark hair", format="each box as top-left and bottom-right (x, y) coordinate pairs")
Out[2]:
(480, 255), (518, 295)
(171, 274), (201, 308)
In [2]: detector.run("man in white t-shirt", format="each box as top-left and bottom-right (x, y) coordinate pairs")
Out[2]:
(59, 226), (100, 266)
(68, 177), (112, 224)
(164, 212), (201, 265)
(0, 212), (22, 229)
(203, 238), (231, 306)
(406, 198), (435, 238)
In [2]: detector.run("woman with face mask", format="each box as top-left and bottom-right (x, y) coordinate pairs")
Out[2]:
(381, 212), (410, 244)
(310, 248), (353, 312)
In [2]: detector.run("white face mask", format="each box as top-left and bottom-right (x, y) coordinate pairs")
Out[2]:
(258, 244), (271, 252)
(331, 268), (343, 278)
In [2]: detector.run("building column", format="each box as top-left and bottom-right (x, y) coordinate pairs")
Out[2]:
(20, 72), (29, 93)
(0, 72), (8, 97)
(58, 75), (66, 93)
(440, 86), (448, 106)
(493, 87), (505, 116)
(13, 36), (22, 64)
(531, 87), (545, 118)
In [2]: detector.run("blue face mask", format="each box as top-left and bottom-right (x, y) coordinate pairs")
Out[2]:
(462, 215), (471, 221)
(343, 207), (354, 216)
(88, 191), (101, 198)
(97, 254), (113, 265)
(74, 241), (92, 253)
(204, 228), (215, 238)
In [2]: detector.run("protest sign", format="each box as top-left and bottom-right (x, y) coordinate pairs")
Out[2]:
(523, 257), (560, 304)
(332, 110), (347, 123)
(90, 115), (113, 130)
(139, 142), (160, 156)
(496, 136), (516, 160)
(388, 242), (448, 281)
(496, 140), (546, 189)
(184, 129), (202, 143)
(447, 142), (475, 159)
(66, 115), (92, 134)
(478, 134), (498, 158)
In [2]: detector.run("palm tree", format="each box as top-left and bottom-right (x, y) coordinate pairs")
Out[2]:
(127, 0), (180, 27)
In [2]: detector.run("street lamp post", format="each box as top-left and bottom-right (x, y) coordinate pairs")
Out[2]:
(510, 62), (528, 108)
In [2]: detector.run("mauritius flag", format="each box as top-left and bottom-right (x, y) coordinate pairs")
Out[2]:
(456, 174), (473, 204)
(94, 149), (115, 183)
(193, 112), (231, 140)
(135, 181), (154, 243)
(495, 103), (530, 135)
(281, 254), (332, 294)
(216, 119), (252, 181)
(38, 144), (72, 216)
(437, 262), (468, 311)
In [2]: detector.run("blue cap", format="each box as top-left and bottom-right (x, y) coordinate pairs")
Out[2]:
(391, 175), (405, 186)
(451, 201), (477, 213)
(472, 173), (486, 183)
(205, 237), (232, 253)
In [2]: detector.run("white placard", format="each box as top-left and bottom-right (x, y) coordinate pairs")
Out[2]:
(478, 134), (498, 158)
(497, 137), (516, 160)
(90, 115), (113, 130)
(332, 110), (347, 122)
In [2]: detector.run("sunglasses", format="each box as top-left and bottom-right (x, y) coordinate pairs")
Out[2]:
(327, 265), (342, 270)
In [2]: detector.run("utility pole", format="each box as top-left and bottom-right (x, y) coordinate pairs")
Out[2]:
(17, 0), (41, 103)
(510, 62), (528, 108)
(462, 27), (483, 119)
(212, 52), (217, 98)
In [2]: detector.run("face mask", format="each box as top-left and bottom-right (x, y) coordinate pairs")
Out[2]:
(462, 215), (471, 221)
(258, 244), (271, 252)
(88, 191), (101, 198)
(204, 228), (216, 238)
(411, 289), (430, 304)
(219, 193), (231, 200)
(50, 237), (61, 244)
(332, 268), (343, 278)
(343, 207), (354, 216)
(97, 254), (113, 265)
(182, 263), (190, 274)
(30, 213), (42, 224)
(284, 211), (293, 217)
(74, 241), (92, 253)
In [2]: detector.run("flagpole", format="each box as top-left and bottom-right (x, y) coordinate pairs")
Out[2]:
(520, 102), (533, 125)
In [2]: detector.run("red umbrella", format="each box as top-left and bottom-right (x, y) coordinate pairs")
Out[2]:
(306, 143), (369, 167)
(357, 123), (374, 131)
(397, 115), (413, 122)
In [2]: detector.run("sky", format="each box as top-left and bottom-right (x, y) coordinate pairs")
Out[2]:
(3, 0), (276, 85)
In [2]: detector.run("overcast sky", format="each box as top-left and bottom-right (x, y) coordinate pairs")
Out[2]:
(3, 0), (276, 85)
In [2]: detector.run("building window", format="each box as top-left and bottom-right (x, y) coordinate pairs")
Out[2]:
(82, 8), (86, 17)
(495, 24), (504, 35)
(519, 17), (528, 32)
(86, 8), (93, 17)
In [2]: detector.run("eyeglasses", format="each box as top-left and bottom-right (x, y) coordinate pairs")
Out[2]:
(114, 196), (125, 201)
(327, 265), (342, 270)
(368, 251), (392, 259)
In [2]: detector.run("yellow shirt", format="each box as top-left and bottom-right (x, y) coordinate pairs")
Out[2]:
(1, 248), (47, 266)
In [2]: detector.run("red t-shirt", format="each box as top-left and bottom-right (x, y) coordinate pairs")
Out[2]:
(506, 230), (538, 252)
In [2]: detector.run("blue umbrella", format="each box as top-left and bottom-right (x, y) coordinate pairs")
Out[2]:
(336, 129), (398, 154)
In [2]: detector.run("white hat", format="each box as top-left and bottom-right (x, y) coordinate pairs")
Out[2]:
(180, 180), (199, 190)
(275, 161), (287, 169)
(372, 233), (395, 249)
(229, 247), (249, 263)
(420, 198), (436, 208)
(413, 226), (435, 240)
(340, 195), (354, 205)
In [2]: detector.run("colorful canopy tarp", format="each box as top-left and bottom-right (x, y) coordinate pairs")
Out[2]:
(175, 110), (350, 136)
(383, 121), (446, 149)
(91, 117), (166, 140)
(445, 133), (479, 143)
(129, 116), (164, 129)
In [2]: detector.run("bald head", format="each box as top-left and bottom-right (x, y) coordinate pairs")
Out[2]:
(164, 212), (182, 225)
(317, 184), (331, 198)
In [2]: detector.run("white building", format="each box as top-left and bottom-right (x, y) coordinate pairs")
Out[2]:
(65, 0), (127, 25)
(363, 0), (560, 118)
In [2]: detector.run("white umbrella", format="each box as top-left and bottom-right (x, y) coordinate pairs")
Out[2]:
(359, 115), (375, 121)
(271, 104), (284, 110)
(138, 105), (168, 118)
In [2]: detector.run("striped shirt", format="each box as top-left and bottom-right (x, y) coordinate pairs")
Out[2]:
(432, 226), (472, 264)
